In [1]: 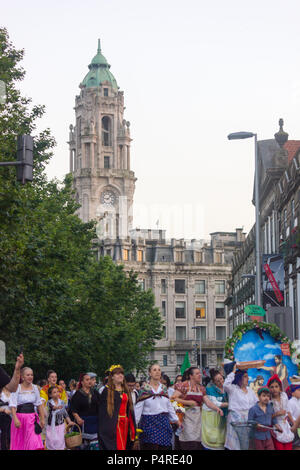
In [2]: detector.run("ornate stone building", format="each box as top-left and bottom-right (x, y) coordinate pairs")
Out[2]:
(68, 39), (136, 237)
(226, 122), (300, 340)
(69, 41), (244, 378)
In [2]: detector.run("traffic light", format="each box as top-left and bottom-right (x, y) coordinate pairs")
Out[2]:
(16, 135), (33, 184)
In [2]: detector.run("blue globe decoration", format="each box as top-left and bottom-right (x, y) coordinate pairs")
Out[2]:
(234, 329), (298, 387)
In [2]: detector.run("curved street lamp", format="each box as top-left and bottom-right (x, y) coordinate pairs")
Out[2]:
(227, 131), (262, 306)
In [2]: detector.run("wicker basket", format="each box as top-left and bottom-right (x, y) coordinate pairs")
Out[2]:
(65, 423), (82, 449)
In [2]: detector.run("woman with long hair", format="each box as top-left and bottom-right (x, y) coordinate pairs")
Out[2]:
(135, 363), (180, 450)
(9, 367), (45, 450)
(267, 374), (294, 450)
(98, 365), (136, 450)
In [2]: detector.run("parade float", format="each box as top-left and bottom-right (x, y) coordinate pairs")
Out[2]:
(224, 305), (300, 390)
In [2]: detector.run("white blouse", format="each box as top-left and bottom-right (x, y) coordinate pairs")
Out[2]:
(9, 384), (42, 409)
(134, 384), (179, 425)
(224, 372), (257, 412)
(288, 397), (300, 421)
(0, 390), (10, 412)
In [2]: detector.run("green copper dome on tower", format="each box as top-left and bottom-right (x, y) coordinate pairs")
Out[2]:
(81, 39), (118, 90)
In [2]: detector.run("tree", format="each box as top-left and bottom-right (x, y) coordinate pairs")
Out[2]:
(0, 28), (163, 380)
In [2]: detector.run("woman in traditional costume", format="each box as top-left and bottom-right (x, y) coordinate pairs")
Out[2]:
(70, 373), (99, 449)
(173, 366), (223, 450)
(40, 370), (68, 406)
(45, 386), (75, 450)
(266, 374), (294, 450)
(135, 363), (179, 450)
(9, 367), (45, 450)
(286, 380), (300, 450)
(224, 364), (257, 450)
(201, 369), (228, 450)
(0, 386), (12, 450)
(98, 365), (136, 450)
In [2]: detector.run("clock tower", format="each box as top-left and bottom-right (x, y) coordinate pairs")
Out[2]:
(68, 39), (136, 239)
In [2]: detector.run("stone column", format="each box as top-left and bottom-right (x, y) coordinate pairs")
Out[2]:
(69, 149), (73, 173)
(127, 145), (130, 170)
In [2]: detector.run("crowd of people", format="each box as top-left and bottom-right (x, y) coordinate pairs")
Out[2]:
(1, 353), (300, 451)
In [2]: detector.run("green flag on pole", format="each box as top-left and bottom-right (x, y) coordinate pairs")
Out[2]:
(180, 351), (191, 375)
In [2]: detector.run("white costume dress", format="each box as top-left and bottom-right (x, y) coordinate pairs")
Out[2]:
(224, 372), (257, 450)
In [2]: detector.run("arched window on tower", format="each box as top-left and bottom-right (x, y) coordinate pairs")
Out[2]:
(102, 116), (112, 146)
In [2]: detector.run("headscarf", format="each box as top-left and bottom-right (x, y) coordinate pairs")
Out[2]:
(232, 369), (248, 386)
(257, 386), (271, 396)
(266, 374), (282, 390)
(286, 383), (300, 399)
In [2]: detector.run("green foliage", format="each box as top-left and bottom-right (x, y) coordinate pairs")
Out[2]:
(0, 28), (163, 381)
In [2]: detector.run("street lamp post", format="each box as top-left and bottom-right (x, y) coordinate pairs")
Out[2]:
(191, 326), (202, 370)
(227, 131), (262, 306)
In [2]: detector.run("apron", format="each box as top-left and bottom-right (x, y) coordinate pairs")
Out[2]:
(179, 385), (203, 443)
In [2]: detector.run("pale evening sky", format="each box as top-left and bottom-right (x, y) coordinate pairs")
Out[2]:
(2, 0), (300, 239)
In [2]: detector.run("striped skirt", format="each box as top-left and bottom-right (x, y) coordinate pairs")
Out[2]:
(140, 413), (173, 447)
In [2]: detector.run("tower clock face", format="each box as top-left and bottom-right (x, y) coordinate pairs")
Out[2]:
(100, 190), (116, 206)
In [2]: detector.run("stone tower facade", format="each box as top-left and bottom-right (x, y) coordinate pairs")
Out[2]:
(68, 40), (136, 238)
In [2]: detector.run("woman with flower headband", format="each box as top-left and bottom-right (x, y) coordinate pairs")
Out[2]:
(97, 365), (136, 450)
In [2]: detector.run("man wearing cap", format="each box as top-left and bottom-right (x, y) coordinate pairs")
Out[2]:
(86, 373), (98, 391)
(248, 386), (282, 450)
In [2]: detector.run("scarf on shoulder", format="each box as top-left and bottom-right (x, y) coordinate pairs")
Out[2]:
(48, 398), (66, 435)
(136, 383), (169, 404)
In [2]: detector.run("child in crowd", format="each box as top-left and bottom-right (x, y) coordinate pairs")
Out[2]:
(287, 381), (300, 450)
(46, 386), (75, 450)
(248, 386), (282, 450)
(267, 374), (294, 450)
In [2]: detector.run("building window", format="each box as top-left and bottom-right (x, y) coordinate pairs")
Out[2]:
(195, 326), (206, 341)
(195, 280), (205, 294)
(195, 302), (206, 319)
(216, 326), (226, 341)
(138, 279), (145, 290)
(176, 327), (186, 341)
(161, 279), (167, 293)
(137, 250), (143, 262)
(175, 279), (185, 294)
(216, 302), (225, 319)
(104, 156), (110, 168)
(175, 301), (186, 318)
(162, 326), (166, 339)
(215, 280), (225, 295)
(123, 249), (129, 261)
(161, 301), (166, 317)
(102, 116), (112, 146)
(163, 355), (168, 366)
(176, 354), (186, 366)
(103, 88), (109, 97)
